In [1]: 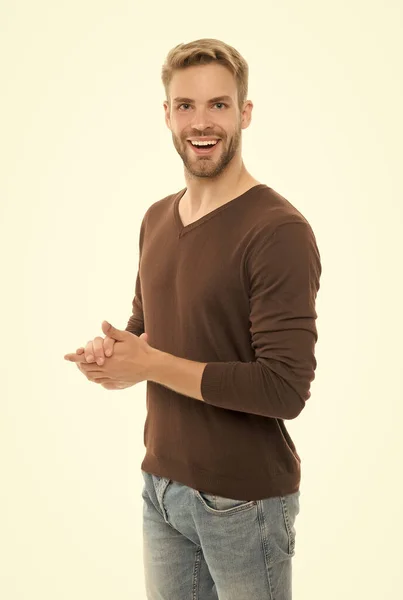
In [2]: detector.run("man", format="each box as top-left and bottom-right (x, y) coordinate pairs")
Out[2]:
(65, 38), (322, 600)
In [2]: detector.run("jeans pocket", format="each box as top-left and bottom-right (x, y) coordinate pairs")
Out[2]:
(280, 491), (300, 556)
(194, 489), (257, 515)
(257, 491), (300, 565)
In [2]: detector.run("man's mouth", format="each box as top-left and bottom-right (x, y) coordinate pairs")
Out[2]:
(187, 139), (221, 155)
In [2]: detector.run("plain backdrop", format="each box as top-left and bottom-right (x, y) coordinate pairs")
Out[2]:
(1, 1), (402, 598)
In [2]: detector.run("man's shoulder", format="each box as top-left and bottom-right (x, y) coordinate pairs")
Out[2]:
(151, 188), (183, 210)
(141, 188), (183, 222)
(243, 186), (314, 243)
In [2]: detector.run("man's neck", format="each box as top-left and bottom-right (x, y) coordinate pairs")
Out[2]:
(182, 170), (260, 215)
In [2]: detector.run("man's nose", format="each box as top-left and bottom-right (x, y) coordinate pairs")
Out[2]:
(190, 107), (214, 131)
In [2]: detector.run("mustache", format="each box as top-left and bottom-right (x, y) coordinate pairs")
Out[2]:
(183, 136), (224, 141)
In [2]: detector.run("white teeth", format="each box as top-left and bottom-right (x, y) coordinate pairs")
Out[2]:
(190, 140), (218, 147)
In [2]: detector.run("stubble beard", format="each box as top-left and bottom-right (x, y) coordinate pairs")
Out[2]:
(172, 125), (242, 179)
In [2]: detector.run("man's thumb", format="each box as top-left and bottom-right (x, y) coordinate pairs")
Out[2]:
(139, 332), (149, 343)
(101, 320), (126, 341)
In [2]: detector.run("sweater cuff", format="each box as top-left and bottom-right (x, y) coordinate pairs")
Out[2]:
(200, 362), (224, 403)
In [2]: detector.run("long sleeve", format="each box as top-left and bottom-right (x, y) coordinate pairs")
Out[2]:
(125, 212), (148, 337)
(200, 221), (322, 420)
(125, 270), (144, 336)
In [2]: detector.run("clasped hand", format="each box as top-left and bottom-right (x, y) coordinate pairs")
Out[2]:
(64, 320), (154, 390)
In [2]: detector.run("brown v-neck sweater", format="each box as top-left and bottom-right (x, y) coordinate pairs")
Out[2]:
(125, 184), (322, 501)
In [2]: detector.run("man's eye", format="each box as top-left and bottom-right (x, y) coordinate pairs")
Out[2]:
(178, 103), (227, 110)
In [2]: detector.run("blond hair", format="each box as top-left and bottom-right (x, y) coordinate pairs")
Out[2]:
(161, 38), (249, 112)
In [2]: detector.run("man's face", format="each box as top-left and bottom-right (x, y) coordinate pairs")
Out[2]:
(164, 63), (252, 179)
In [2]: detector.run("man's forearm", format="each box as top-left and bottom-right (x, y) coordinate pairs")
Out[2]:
(146, 349), (208, 401)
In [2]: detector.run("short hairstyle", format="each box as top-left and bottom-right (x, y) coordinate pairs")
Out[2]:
(161, 38), (249, 112)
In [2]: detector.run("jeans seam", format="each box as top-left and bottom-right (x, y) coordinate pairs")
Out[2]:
(280, 496), (294, 555)
(192, 546), (202, 600)
(256, 500), (275, 599)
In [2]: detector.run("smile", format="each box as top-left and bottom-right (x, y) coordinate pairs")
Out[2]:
(187, 140), (221, 155)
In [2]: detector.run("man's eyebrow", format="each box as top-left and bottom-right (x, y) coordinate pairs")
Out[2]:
(173, 95), (233, 103)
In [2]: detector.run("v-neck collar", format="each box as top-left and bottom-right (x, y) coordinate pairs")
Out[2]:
(173, 184), (267, 238)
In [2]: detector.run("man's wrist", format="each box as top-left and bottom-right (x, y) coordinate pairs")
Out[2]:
(143, 346), (207, 401)
(145, 347), (170, 383)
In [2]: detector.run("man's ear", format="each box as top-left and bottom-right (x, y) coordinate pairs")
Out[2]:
(241, 100), (253, 130)
(163, 101), (171, 130)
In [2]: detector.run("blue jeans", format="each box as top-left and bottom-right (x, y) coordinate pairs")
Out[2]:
(141, 470), (300, 599)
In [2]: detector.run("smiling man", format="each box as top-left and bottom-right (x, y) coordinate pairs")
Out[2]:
(166, 57), (261, 222)
(65, 38), (322, 600)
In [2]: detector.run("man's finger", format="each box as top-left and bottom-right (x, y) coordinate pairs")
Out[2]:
(103, 336), (115, 357)
(65, 353), (88, 362)
(93, 336), (105, 363)
(85, 336), (105, 365)
(84, 340), (95, 363)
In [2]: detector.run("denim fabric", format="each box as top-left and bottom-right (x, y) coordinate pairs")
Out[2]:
(141, 470), (300, 599)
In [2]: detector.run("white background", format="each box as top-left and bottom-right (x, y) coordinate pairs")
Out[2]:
(1, 1), (402, 598)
